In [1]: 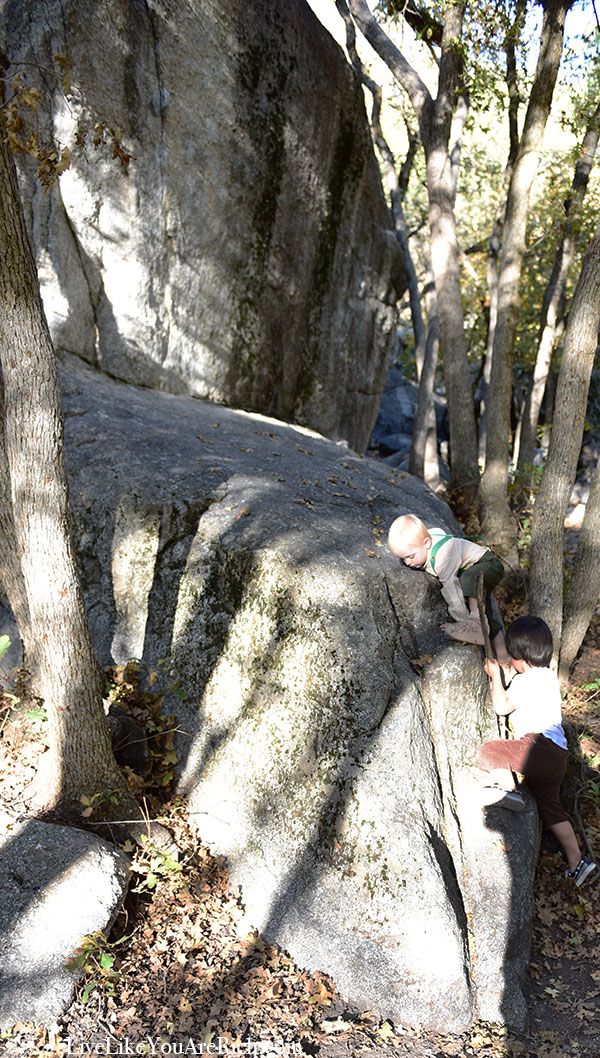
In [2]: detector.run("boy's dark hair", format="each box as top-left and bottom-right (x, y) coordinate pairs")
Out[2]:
(505, 615), (553, 667)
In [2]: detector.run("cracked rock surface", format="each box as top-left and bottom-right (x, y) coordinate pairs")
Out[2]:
(56, 360), (539, 1032)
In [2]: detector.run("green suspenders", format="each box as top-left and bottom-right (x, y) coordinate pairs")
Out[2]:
(429, 535), (453, 573)
(429, 534), (487, 572)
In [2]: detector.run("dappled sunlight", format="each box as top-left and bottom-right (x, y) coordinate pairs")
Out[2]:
(0, 0), (598, 1041)
(110, 501), (161, 664)
(175, 550), (367, 804)
(36, 246), (71, 337)
(168, 478), (282, 667)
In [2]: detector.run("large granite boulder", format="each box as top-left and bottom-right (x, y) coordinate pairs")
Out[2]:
(1, 0), (404, 453)
(51, 360), (539, 1032)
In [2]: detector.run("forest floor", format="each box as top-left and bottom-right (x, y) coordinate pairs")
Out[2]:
(1, 529), (599, 1058)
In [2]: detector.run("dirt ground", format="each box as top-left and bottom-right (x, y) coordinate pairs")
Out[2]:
(1, 621), (599, 1058)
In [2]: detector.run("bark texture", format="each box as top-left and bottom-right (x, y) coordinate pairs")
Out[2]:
(477, 0), (524, 465)
(0, 105), (136, 820)
(518, 100), (600, 470)
(560, 459), (600, 681)
(410, 271), (441, 487)
(529, 218), (600, 651)
(479, 0), (573, 554)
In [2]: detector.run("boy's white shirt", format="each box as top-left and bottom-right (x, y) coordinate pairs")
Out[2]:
(506, 666), (567, 749)
(424, 528), (489, 621)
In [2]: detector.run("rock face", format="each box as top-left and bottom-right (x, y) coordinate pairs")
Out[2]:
(1, 0), (404, 453)
(55, 360), (539, 1032)
(0, 812), (130, 1027)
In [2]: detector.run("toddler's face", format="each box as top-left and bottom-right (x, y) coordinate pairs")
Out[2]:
(391, 533), (431, 569)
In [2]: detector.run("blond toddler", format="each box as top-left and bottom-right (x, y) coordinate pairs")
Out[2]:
(388, 513), (509, 664)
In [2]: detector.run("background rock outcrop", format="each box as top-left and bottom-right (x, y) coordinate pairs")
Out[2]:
(48, 359), (539, 1032)
(1, 0), (404, 453)
(369, 364), (448, 460)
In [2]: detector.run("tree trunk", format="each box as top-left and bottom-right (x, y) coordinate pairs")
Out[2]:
(336, 0), (438, 482)
(0, 104), (141, 828)
(529, 218), (600, 653)
(347, 0), (479, 495)
(477, 0), (523, 466)
(0, 418), (39, 683)
(518, 100), (600, 471)
(540, 356), (556, 450)
(410, 272), (440, 486)
(479, 0), (573, 556)
(560, 454), (600, 682)
(409, 76), (468, 490)
(478, 217), (501, 465)
(422, 3), (479, 495)
(336, 0), (428, 376)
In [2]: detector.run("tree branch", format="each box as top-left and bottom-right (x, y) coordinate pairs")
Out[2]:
(346, 0), (433, 123)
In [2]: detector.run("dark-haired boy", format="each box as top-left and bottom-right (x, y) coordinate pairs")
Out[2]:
(479, 615), (596, 887)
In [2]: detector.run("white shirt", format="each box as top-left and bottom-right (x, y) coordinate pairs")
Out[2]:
(506, 666), (567, 749)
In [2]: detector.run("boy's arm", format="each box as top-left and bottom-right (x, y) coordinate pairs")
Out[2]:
(484, 658), (515, 716)
(439, 580), (471, 621)
(431, 537), (470, 620)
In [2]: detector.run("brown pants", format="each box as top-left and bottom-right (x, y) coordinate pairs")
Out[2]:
(478, 732), (568, 826)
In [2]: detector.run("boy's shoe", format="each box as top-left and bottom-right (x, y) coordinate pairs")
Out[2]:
(481, 784), (526, 812)
(443, 615), (486, 646)
(565, 856), (596, 887)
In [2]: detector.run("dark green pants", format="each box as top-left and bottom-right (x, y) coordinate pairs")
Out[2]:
(458, 552), (505, 639)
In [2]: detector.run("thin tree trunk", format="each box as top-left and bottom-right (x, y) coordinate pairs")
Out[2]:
(540, 356), (556, 450)
(511, 390), (525, 470)
(336, 0), (428, 374)
(335, 0), (439, 485)
(478, 217), (502, 466)
(479, 0), (573, 556)
(518, 100), (600, 471)
(0, 100), (142, 828)
(347, 0), (479, 495)
(410, 76), (468, 488)
(529, 218), (600, 654)
(478, 0), (524, 466)
(424, 5), (478, 495)
(410, 272), (440, 484)
(560, 452), (600, 682)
